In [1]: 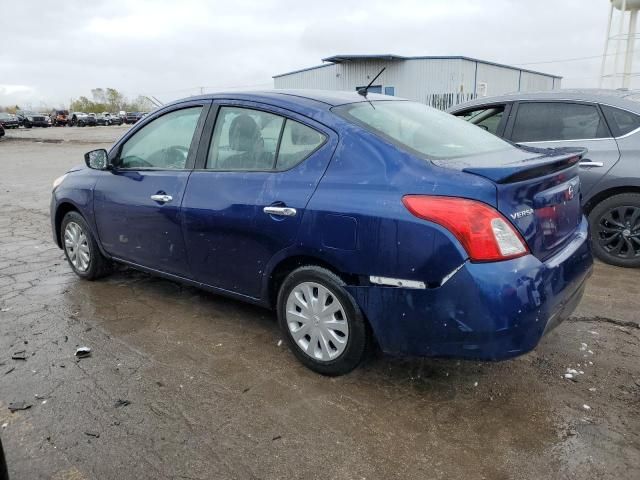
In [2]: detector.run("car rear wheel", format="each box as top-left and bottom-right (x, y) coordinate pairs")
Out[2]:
(589, 193), (640, 268)
(61, 211), (112, 280)
(277, 266), (368, 375)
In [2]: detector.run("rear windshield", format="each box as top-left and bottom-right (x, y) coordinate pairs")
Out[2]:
(333, 101), (514, 160)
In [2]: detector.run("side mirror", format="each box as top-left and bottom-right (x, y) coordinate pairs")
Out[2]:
(84, 149), (110, 170)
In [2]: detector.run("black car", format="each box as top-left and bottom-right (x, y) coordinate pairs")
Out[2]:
(16, 111), (49, 128)
(0, 112), (19, 129)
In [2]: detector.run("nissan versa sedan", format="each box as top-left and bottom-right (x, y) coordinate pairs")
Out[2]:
(450, 89), (640, 268)
(50, 90), (593, 375)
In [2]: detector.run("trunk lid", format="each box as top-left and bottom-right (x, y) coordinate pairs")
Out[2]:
(433, 146), (585, 261)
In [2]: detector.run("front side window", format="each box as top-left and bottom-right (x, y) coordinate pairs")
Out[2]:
(206, 107), (326, 171)
(334, 100), (514, 159)
(118, 107), (202, 169)
(457, 106), (505, 135)
(511, 102), (609, 143)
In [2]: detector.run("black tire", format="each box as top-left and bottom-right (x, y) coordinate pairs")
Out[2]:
(61, 211), (112, 280)
(588, 193), (640, 268)
(277, 266), (368, 376)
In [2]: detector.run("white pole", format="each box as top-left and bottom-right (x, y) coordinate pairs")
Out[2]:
(600, 2), (615, 88)
(623, 8), (638, 88)
(615, 0), (628, 88)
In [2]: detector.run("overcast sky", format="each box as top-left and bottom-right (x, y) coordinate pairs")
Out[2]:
(0, 0), (621, 108)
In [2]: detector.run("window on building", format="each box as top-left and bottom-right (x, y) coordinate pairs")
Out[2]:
(511, 102), (609, 143)
(384, 86), (395, 96)
(355, 85), (382, 94)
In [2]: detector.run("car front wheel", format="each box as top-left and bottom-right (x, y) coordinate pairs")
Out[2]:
(61, 211), (112, 280)
(277, 266), (368, 375)
(589, 193), (640, 268)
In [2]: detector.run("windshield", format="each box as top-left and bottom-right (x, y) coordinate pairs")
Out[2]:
(333, 101), (515, 160)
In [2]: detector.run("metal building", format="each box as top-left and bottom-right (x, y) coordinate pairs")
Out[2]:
(273, 54), (561, 110)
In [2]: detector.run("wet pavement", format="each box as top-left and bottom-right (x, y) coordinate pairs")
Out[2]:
(0, 127), (639, 480)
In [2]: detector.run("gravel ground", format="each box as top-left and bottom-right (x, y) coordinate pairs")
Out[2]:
(0, 126), (638, 480)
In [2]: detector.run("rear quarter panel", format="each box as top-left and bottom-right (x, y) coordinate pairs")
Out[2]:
(290, 120), (498, 287)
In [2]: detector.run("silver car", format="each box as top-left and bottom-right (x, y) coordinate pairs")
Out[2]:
(449, 89), (640, 268)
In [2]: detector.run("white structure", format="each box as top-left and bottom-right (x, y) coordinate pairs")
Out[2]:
(600, 0), (640, 89)
(273, 55), (561, 110)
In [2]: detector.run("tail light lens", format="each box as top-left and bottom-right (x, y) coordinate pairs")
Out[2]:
(402, 195), (529, 262)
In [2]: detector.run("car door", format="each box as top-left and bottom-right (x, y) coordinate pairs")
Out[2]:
(505, 101), (620, 197)
(453, 102), (512, 137)
(94, 101), (209, 277)
(181, 101), (337, 298)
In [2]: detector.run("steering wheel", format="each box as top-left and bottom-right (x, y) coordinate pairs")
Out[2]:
(164, 145), (189, 168)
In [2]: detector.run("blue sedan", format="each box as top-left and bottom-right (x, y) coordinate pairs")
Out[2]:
(50, 90), (593, 375)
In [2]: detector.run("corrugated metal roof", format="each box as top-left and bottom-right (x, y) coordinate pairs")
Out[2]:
(273, 54), (562, 79)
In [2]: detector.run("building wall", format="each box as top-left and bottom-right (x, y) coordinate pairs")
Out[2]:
(274, 58), (561, 109)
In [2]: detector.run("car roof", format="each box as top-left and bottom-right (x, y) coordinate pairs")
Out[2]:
(448, 89), (640, 114)
(166, 89), (404, 111)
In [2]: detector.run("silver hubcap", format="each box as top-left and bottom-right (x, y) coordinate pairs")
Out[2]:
(64, 222), (90, 272)
(285, 282), (349, 362)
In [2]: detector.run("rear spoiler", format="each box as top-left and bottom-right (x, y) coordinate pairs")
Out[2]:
(462, 147), (586, 184)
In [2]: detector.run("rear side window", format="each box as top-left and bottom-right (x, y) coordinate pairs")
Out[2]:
(511, 102), (609, 142)
(334, 101), (514, 159)
(206, 106), (326, 171)
(601, 105), (640, 137)
(277, 120), (325, 170)
(457, 105), (505, 135)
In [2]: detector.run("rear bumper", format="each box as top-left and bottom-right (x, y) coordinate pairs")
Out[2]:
(346, 216), (593, 360)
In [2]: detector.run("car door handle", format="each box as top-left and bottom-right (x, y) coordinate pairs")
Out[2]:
(150, 194), (173, 203)
(579, 161), (604, 168)
(263, 206), (297, 217)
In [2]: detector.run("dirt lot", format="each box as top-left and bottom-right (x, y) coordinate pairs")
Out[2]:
(0, 126), (639, 480)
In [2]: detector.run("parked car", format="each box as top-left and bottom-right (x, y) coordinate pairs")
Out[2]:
(16, 110), (49, 128)
(68, 112), (97, 127)
(109, 113), (123, 125)
(0, 112), (20, 129)
(449, 89), (640, 268)
(96, 113), (110, 126)
(124, 112), (141, 124)
(96, 113), (123, 126)
(51, 91), (593, 375)
(50, 109), (69, 126)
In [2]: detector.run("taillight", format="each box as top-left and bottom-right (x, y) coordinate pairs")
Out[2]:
(402, 195), (529, 262)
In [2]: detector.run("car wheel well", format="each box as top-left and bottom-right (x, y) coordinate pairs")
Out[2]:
(584, 186), (640, 214)
(54, 203), (79, 247)
(268, 255), (359, 309)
